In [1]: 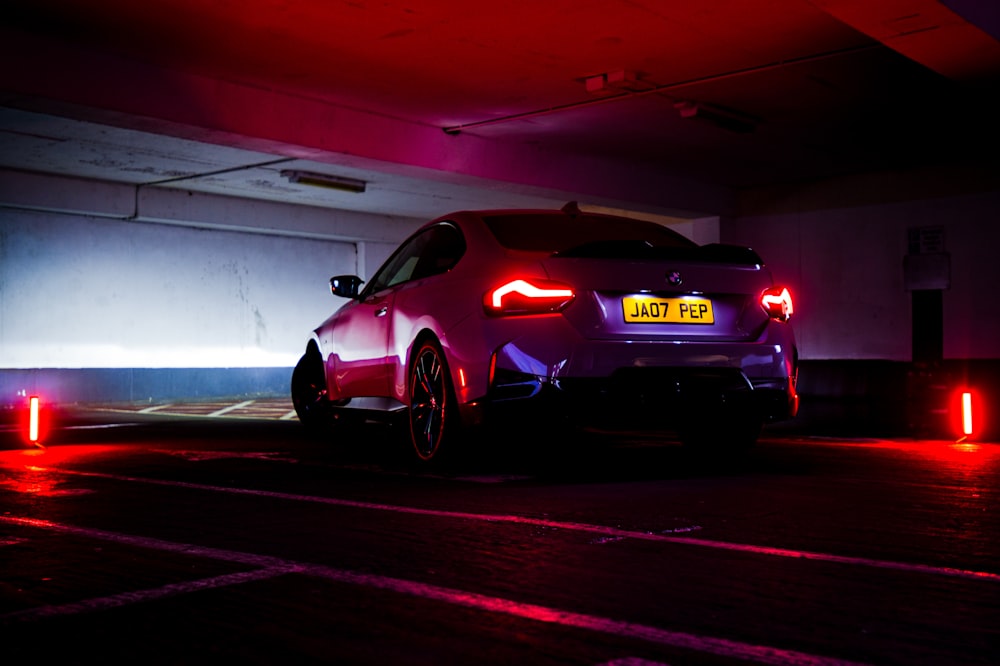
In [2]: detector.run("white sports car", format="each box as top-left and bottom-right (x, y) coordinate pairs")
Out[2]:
(292, 204), (798, 462)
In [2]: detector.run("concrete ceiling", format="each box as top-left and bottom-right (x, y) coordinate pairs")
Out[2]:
(1, 0), (999, 221)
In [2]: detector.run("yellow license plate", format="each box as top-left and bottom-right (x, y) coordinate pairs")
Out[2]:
(622, 296), (715, 324)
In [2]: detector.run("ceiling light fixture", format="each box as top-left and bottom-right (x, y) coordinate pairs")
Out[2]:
(281, 170), (367, 193)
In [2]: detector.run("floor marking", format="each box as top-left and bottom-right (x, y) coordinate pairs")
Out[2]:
(1, 565), (296, 621)
(137, 404), (174, 414)
(84, 403), (297, 421)
(206, 400), (256, 418)
(451, 474), (534, 484)
(34, 466), (1000, 584)
(155, 449), (299, 463)
(65, 423), (139, 430)
(0, 516), (868, 665)
(4, 420), (206, 434)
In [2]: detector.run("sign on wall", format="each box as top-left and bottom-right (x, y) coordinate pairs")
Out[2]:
(904, 226), (950, 291)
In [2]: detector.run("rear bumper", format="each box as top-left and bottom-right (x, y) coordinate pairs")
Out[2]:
(460, 365), (798, 430)
(451, 314), (798, 430)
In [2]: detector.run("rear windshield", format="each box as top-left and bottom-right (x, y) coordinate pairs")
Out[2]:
(484, 213), (697, 254)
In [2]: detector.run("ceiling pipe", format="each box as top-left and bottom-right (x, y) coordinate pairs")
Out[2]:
(126, 157), (296, 221)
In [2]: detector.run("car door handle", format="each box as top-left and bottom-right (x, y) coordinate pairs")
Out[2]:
(375, 306), (388, 317)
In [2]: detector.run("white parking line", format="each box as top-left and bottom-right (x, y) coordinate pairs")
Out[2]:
(0, 515), (868, 665)
(206, 400), (256, 417)
(30, 465), (1000, 584)
(1, 565), (296, 621)
(137, 403), (174, 414)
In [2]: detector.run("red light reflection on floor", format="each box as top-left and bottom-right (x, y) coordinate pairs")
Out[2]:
(0, 446), (116, 496)
(824, 437), (998, 467)
(909, 440), (996, 471)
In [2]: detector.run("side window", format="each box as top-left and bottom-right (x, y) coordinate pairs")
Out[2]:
(384, 253), (421, 288)
(364, 223), (465, 294)
(412, 223), (465, 281)
(366, 237), (422, 294)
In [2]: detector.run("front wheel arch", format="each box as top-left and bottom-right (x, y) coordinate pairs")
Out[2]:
(290, 344), (330, 432)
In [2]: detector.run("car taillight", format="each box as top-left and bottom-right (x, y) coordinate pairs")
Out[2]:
(484, 279), (575, 316)
(761, 286), (793, 321)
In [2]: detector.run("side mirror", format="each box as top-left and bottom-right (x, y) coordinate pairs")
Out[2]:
(330, 275), (364, 299)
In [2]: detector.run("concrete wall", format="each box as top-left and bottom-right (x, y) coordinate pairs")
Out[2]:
(0, 171), (414, 404)
(724, 190), (1000, 362)
(1, 209), (354, 368)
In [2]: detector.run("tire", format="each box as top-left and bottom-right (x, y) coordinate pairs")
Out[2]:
(291, 350), (331, 433)
(408, 339), (456, 463)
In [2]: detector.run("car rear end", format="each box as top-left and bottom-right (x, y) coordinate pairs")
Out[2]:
(472, 210), (798, 442)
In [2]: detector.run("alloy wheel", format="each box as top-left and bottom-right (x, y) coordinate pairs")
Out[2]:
(409, 342), (449, 461)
